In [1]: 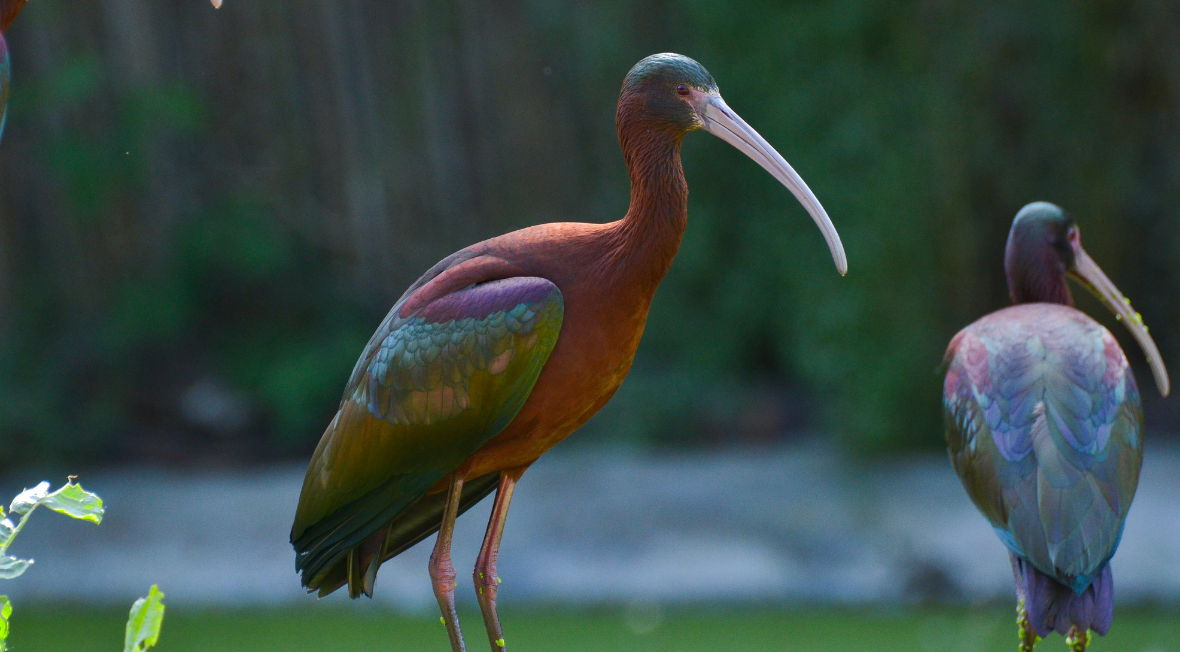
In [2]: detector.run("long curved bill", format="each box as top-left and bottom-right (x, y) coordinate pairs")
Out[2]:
(1070, 247), (1170, 396)
(699, 95), (847, 275)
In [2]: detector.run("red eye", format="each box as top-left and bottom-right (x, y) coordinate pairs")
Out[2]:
(676, 84), (689, 96)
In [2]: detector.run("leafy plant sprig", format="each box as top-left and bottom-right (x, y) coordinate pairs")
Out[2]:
(125, 585), (166, 652)
(0, 479), (165, 652)
(0, 480), (103, 581)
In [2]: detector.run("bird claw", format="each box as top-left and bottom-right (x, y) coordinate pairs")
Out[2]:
(1065, 627), (1091, 652)
(1016, 599), (1040, 652)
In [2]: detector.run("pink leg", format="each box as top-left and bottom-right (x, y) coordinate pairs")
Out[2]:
(429, 473), (467, 652)
(473, 468), (525, 652)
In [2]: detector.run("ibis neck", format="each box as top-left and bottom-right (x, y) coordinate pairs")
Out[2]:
(1005, 254), (1074, 306)
(610, 126), (688, 288)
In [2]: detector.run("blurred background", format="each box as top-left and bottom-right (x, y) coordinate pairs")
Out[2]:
(1, 0), (1179, 650)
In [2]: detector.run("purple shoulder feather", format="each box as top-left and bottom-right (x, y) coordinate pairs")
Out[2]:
(419, 277), (559, 323)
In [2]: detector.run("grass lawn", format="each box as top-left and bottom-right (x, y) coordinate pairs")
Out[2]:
(8, 604), (1180, 651)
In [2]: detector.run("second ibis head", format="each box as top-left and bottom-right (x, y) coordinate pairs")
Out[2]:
(1005, 201), (1169, 396)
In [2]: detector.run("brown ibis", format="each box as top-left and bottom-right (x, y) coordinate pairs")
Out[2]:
(291, 53), (846, 652)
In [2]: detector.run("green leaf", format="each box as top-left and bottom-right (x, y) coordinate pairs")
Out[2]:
(0, 520), (13, 550)
(0, 556), (31, 581)
(41, 483), (104, 524)
(0, 595), (10, 652)
(8, 483), (49, 516)
(124, 585), (165, 652)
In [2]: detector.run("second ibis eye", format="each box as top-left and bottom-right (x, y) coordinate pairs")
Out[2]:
(676, 84), (689, 96)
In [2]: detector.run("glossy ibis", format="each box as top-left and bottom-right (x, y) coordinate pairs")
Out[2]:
(291, 53), (846, 652)
(943, 202), (1169, 651)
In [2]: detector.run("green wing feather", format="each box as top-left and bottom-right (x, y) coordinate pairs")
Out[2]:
(291, 275), (563, 596)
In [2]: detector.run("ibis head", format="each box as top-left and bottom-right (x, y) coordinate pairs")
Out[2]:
(1005, 201), (1168, 395)
(618, 53), (847, 275)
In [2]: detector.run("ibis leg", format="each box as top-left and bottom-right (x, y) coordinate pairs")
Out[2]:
(1065, 626), (1091, 652)
(1011, 555), (1039, 652)
(429, 473), (467, 652)
(1015, 598), (1039, 652)
(473, 468), (525, 652)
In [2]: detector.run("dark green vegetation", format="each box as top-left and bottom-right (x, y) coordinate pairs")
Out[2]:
(8, 605), (1180, 651)
(0, 1), (1177, 467)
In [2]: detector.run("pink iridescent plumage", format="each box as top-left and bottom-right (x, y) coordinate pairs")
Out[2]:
(942, 203), (1164, 646)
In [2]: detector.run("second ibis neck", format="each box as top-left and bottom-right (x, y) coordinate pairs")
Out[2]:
(1005, 250), (1074, 306)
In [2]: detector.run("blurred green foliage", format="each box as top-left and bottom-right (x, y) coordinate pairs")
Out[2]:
(0, 0), (1177, 466)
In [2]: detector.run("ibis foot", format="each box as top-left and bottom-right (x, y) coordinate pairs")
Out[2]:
(474, 469), (524, 652)
(1065, 626), (1091, 652)
(1015, 598), (1040, 651)
(1011, 554), (1040, 652)
(430, 474), (468, 652)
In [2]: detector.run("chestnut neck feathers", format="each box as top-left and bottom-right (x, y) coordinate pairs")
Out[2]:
(606, 85), (690, 289)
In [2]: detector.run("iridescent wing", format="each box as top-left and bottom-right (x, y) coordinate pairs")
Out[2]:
(291, 254), (563, 596)
(943, 304), (1143, 590)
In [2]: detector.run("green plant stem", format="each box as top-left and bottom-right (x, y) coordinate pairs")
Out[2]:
(0, 505), (40, 557)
